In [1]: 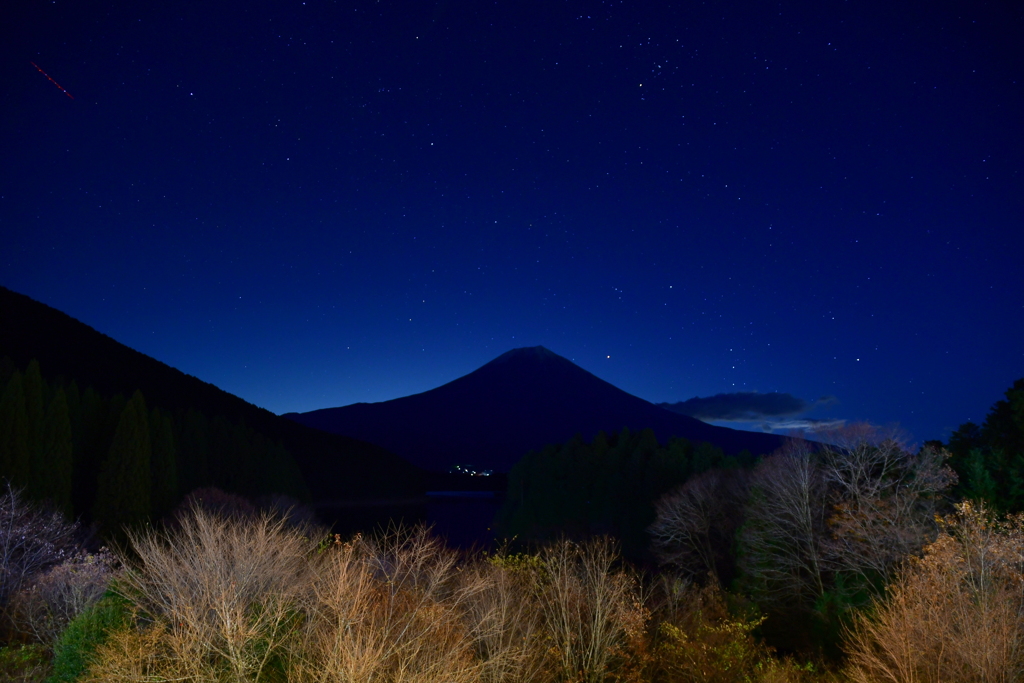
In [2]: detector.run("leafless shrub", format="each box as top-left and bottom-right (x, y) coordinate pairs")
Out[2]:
(297, 526), (481, 683)
(170, 485), (257, 525)
(257, 492), (321, 529)
(8, 549), (117, 646)
(845, 501), (1024, 683)
(104, 503), (317, 682)
(79, 613), (172, 683)
(73, 509), (834, 683)
(538, 537), (649, 683)
(652, 579), (762, 683)
(460, 552), (547, 683)
(647, 572), (695, 629)
(0, 482), (79, 625)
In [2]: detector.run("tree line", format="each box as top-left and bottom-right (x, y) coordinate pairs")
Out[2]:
(496, 427), (754, 561)
(499, 378), (1024, 657)
(0, 357), (307, 538)
(942, 377), (1024, 512)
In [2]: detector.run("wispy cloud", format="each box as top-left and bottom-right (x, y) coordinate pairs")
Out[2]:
(659, 392), (841, 433)
(660, 392), (835, 420)
(755, 417), (847, 433)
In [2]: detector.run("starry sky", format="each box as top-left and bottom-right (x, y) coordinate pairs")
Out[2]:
(3, 0), (1022, 444)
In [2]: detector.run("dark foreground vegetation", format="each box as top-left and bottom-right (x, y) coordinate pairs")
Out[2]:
(2, 485), (1024, 683)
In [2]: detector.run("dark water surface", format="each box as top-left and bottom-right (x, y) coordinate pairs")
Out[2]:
(315, 494), (504, 550)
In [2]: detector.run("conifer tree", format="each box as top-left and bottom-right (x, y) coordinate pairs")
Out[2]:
(177, 408), (210, 495)
(23, 360), (46, 468)
(94, 390), (151, 536)
(0, 356), (15, 386)
(40, 387), (74, 515)
(692, 441), (724, 475)
(149, 407), (178, 520)
(0, 371), (31, 486)
(71, 386), (104, 516)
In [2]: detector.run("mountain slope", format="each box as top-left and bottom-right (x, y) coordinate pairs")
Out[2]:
(0, 286), (424, 501)
(286, 346), (786, 473)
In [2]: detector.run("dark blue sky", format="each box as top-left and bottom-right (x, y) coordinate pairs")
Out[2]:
(3, 0), (1022, 443)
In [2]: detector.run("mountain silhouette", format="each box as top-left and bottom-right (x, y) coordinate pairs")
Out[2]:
(0, 286), (424, 502)
(285, 346), (787, 473)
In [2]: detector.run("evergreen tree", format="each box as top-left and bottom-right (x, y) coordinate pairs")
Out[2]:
(667, 437), (693, 479)
(176, 408), (210, 495)
(94, 390), (152, 537)
(692, 441), (724, 475)
(0, 371), (31, 486)
(0, 356), (15, 387)
(497, 430), (727, 562)
(961, 447), (999, 505)
(40, 387), (74, 515)
(23, 360), (46, 476)
(946, 378), (1024, 511)
(71, 386), (105, 516)
(149, 407), (178, 520)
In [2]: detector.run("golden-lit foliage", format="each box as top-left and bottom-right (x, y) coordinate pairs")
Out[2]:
(79, 507), (669, 683)
(650, 579), (824, 683)
(845, 502), (1024, 683)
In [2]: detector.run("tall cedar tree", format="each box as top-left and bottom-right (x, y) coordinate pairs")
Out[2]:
(149, 406), (178, 520)
(94, 390), (152, 536)
(40, 387), (74, 515)
(23, 360), (46, 485)
(0, 370), (30, 485)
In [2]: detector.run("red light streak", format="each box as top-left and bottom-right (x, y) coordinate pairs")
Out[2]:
(31, 61), (74, 99)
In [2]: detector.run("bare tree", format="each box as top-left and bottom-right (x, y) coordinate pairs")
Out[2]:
(8, 548), (117, 647)
(819, 424), (955, 586)
(736, 425), (954, 619)
(736, 440), (829, 613)
(649, 469), (747, 580)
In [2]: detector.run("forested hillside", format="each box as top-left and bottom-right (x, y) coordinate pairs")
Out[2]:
(0, 358), (308, 534)
(0, 286), (425, 505)
(497, 427), (749, 562)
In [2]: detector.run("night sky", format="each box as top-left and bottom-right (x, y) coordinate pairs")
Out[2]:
(3, 0), (1022, 444)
